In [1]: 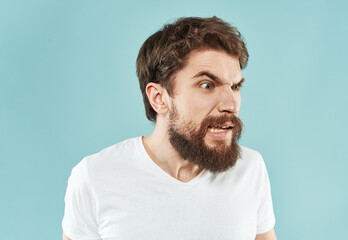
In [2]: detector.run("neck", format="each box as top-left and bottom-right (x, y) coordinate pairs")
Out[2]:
(142, 120), (203, 183)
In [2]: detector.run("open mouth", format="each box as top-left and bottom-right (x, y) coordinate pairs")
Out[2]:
(207, 125), (233, 133)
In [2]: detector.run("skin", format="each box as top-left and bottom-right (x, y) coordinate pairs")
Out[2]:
(62, 233), (70, 240)
(63, 49), (276, 240)
(143, 49), (276, 239)
(143, 49), (243, 181)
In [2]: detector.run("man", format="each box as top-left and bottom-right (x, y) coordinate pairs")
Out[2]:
(62, 16), (276, 240)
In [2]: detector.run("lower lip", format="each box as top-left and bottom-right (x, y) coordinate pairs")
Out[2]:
(206, 128), (233, 140)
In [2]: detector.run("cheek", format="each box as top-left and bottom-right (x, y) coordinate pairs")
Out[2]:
(191, 96), (217, 119)
(182, 95), (215, 119)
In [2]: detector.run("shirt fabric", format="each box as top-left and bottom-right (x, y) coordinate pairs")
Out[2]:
(62, 137), (275, 240)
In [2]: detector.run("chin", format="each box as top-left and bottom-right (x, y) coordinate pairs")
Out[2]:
(205, 138), (232, 149)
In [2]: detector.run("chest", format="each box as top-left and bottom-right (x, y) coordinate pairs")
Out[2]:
(95, 179), (259, 240)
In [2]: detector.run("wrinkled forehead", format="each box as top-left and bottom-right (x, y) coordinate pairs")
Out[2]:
(176, 49), (242, 84)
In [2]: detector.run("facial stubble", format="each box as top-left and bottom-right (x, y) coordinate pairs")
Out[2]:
(168, 106), (243, 173)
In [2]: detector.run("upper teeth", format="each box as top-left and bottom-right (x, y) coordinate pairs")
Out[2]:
(208, 127), (229, 133)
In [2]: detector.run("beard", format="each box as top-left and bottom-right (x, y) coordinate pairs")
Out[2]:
(168, 105), (243, 173)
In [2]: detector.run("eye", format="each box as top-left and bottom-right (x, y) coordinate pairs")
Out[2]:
(232, 84), (242, 91)
(200, 82), (214, 90)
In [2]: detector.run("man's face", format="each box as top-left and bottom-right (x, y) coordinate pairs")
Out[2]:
(167, 49), (244, 173)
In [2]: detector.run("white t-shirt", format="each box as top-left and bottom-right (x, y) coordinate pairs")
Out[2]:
(62, 137), (275, 240)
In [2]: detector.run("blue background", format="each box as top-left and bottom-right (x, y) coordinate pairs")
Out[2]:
(1, 0), (347, 239)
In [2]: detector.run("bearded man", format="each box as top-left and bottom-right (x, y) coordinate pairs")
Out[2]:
(62, 16), (277, 240)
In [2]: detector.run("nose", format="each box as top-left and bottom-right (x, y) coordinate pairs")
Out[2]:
(217, 86), (240, 114)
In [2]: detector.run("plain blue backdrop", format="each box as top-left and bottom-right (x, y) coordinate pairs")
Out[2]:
(1, 0), (347, 239)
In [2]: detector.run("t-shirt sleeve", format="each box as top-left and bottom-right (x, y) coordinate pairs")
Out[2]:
(256, 156), (276, 234)
(62, 159), (101, 240)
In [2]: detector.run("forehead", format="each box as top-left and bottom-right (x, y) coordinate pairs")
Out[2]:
(176, 49), (242, 85)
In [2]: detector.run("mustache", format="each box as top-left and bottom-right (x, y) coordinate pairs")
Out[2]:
(199, 114), (243, 139)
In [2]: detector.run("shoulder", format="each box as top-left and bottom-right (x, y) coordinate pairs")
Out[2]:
(240, 145), (263, 160)
(86, 136), (140, 161)
(83, 136), (140, 165)
(238, 145), (265, 168)
(225, 145), (268, 180)
(70, 137), (142, 179)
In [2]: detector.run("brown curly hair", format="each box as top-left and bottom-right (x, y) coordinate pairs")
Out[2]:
(136, 16), (249, 122)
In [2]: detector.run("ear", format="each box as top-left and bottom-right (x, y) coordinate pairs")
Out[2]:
(145, 82), (169, 115)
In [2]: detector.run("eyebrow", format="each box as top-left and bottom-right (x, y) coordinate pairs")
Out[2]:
(192, 70), (245, 86)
